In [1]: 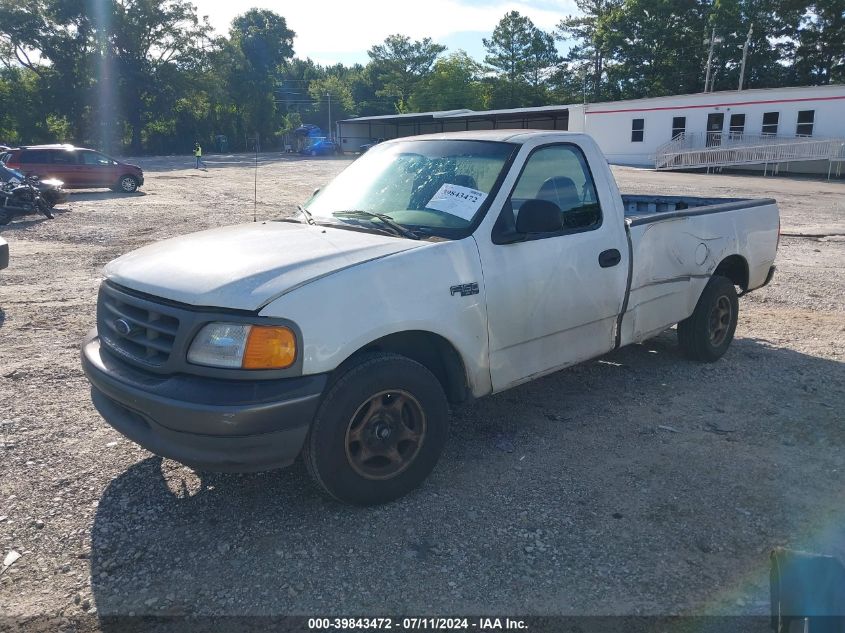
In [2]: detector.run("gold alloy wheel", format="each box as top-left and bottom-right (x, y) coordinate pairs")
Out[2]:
(708, 294), (733, 346)
(344, 390), (427, 480)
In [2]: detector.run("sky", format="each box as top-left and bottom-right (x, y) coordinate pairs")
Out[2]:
(191, 0), (579, 66)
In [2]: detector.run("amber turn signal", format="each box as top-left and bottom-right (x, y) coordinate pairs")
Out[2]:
(242, 326), (296, 369)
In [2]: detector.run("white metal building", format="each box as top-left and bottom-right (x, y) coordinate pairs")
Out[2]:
(337, 84), (845, 174)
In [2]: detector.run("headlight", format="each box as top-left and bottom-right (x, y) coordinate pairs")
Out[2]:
(187, 323), (296, 370)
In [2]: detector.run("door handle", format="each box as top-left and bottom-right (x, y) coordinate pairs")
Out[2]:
(599, 249), (622, 268)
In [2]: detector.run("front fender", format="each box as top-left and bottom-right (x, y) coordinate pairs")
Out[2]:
(259, 238), (492, 397)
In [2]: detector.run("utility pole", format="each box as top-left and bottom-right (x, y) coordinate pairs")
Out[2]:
(738, 23), (753, 91)
(326, 93), (332, 141)
(704, 28), (723, 92)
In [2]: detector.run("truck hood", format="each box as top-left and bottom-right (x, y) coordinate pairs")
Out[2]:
(104, 221), (424, 311)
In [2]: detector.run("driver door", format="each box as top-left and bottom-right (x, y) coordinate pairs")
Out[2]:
(477, 143), (628, 392)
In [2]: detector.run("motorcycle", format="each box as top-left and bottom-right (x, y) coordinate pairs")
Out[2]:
(0, 164), (67, 209)
(0, 180), (54, 225)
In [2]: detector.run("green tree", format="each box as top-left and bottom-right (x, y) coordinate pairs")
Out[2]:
(409, 51), (488, 111)
(367, 34), (446, 106)
(309, 74), (355, 133)
(110, 0), (211, 153)
(784, 0), (845, 84)
(525, 28), (560, 104)
(483, 11), (534, 106)
(484, 11), (557, 107)
(601, 0), (711, 98)
(555, 0), (622, 100)
(0, 66), (49, 144)
(0, 0), (97, 142)
(226, 9), (296, 147)
(704, 0), (798, 91)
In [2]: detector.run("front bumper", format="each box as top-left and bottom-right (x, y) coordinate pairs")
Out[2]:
(81, 330), (327, 472)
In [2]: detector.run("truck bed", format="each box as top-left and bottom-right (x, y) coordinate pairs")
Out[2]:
(622, 194), (776, 226)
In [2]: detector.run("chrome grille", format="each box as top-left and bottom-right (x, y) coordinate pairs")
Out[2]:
(97, 284), (180, 367)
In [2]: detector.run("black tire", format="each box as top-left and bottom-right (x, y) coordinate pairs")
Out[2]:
(117, 175), (139, 193)
(40, 192), (57, 208)
(37, 198), (53, 219)
(303, 352), (449, 505)
(0, 210), (10, 225)
(677, 275), (739, 362)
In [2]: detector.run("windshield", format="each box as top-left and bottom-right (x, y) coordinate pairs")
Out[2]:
(304, 140), (516, 234)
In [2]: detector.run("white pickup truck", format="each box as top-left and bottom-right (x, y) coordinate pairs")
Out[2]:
(82, 131), (779, 504)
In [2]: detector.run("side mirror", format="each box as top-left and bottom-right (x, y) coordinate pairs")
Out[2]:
(312, 187), (321, 197)
(516, 199), (563, 233)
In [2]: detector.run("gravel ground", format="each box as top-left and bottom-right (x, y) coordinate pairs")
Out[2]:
(0, 154), (843, 628)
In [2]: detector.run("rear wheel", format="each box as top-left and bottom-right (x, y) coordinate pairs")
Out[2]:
(677, 275), (739, 362)
(0, 210), (10, 225)
(303, 353), (449, 505)
(117, 175), (139, 193)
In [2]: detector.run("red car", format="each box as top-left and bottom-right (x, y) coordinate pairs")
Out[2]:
(1, 145), (144, 193)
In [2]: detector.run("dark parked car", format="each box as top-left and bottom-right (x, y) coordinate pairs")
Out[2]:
(0, 163), (68, 208)
(359, 138), (385, 153)
(1, 145), (144, 193)
(300, 139), (338, 156)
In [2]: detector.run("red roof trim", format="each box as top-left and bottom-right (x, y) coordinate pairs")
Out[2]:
(586, 94), (845, 115)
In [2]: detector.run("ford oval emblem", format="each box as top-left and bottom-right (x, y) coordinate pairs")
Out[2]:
(113, 318), (133, 336)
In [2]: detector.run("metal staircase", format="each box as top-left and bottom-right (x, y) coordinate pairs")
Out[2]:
(654, 132), (845, 175)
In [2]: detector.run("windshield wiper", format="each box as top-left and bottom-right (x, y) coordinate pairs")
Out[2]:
(332, 210), (420, 240)
(298, 204), (317, 225)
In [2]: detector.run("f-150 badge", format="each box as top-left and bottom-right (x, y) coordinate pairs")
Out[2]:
(450, 283), (479, 297)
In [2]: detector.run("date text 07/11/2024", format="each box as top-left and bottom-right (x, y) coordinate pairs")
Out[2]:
(307, 617), (528, 630)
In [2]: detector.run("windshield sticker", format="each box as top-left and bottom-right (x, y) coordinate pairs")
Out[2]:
(426, 183), (488, 221)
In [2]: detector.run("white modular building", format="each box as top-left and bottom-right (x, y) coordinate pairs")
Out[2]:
(337, 84), (845, 174)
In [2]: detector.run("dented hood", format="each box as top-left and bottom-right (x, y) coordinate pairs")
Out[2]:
(104, 221), (423, 311)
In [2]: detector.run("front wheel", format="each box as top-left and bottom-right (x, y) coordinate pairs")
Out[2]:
(37, 198), (54, 219)
(117, 175), (139, 193)
(677, 275), (739, 362)
(303, 353), (449, 505)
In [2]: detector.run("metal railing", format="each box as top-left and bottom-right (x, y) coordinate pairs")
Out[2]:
(655, 132), (845, 171)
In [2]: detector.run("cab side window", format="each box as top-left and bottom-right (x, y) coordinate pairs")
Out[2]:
(508, 144), (601, 233)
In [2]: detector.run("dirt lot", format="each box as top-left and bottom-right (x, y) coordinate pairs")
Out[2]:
(1, 154), (844, 627)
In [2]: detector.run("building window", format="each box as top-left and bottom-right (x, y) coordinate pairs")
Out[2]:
(729, 113), (746, 137)
(762, 112), (779, 136)
(631, 118), (644, 142)
(671, 117), (686, 139)
(796, 110), (815, 136)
